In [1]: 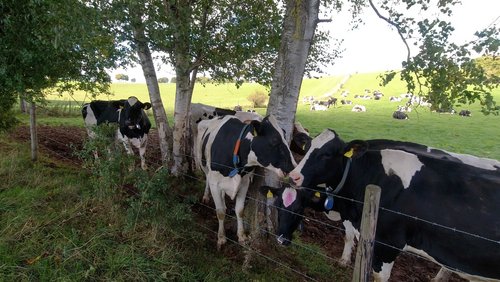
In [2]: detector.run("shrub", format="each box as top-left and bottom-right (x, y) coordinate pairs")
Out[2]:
(247, 90), (268, 108)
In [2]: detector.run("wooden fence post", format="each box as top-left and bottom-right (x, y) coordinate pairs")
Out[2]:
(352, 184), (381, 282)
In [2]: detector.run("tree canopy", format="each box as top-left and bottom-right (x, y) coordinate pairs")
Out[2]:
(0, 0), (123, 130)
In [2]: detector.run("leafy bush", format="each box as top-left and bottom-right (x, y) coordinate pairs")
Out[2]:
(158, 77), (169, 83)
(247, 90), (268, 108)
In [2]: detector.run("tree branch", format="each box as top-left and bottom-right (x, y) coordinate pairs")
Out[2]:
(367, 0), (410, 62)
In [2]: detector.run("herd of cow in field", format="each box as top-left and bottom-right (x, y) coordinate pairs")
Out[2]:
(81, 96), (499, 282)
(303, 89), (473, 119)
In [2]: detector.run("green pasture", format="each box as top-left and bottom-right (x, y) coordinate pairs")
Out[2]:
(20, 72), (500, 159)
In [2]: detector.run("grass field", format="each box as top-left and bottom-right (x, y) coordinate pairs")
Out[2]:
(24, 72), (500, 160)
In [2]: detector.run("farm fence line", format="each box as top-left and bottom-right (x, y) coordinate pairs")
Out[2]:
(20, 129), (499, 281)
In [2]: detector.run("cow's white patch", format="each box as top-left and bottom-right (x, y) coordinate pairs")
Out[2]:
(380, 149), (423, 189)
(447, 151), (500, 171)
(373, 262), (394, 282)
(83, 105), (97, 126)
(325, 210), (341, 221)
(403, 245), (438, 263)
(128, 96), (138, 106)
(282, 188), (297, 208)
(340, 220), (360, 265)
(244, 132), (253, 141)
(290, 130), (336, 186)
(208, 170), (243, 200)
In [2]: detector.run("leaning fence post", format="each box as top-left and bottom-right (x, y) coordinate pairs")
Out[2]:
(352, 184), (381, 282)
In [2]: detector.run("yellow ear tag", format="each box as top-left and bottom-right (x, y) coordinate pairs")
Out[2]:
(344, 149), (354, 158)
(302, 144), (306, 150)
(266, 190), (273, 198)
(314, 192), (321, 198)
(253, 129), (258, 136)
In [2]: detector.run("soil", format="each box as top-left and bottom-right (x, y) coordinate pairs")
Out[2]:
(8, 125), (466, 282)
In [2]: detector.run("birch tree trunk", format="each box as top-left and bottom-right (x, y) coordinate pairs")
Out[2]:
(267, 0), (320, 142)
(132, 17), (173, 168)
(170, 63), (194, 176)
(245, 0), (321, 250)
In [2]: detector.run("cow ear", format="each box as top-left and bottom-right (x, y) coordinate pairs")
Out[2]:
(112, 100), (126, 109)
(250, 120), (261, 136)
(142, 102), (152, 110)
(344, 140), (368, 159)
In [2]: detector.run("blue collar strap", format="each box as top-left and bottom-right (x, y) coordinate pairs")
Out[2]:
(229, 123), (250, 177)
(324, 158), (352, 210)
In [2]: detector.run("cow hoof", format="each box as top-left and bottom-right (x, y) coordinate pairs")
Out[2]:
(238, 234), (248, 244)
(339, 258), (351, 267)
(217, 238), (227, 250)
(202, 195), (211, 204)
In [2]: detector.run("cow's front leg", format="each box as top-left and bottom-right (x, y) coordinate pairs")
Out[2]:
(372, 237), (400, 282)
(137, 135), (148, 170)
(340, 220), (359, 266)
(234, 177), (250, 244)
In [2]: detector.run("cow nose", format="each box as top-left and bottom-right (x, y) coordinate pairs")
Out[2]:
(289, 171), (302, 186)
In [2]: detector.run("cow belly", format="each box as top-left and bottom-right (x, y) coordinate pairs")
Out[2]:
(403, 245), (500, 282)
(207, 171), (245, 200)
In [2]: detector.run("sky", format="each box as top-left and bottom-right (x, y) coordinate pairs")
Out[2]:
(110, 0), (499, 83)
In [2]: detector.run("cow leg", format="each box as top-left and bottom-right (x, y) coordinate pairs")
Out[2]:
(209, 182), (227, 250)
(372, 241), (400, 282)
(340, 220), (359, 266)
(130, 136), (148, 170)
(202, 182), (211, 204)
(234, 178), (250, 244)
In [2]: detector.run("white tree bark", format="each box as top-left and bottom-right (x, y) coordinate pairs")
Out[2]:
(245, 0), (321, 249)
(267, 0), (320, 142)
(132, 12), (172, 168)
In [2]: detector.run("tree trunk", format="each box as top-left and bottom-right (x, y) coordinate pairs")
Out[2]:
(167, 2), (196, 176)
(132, 16), (173, 168)
(20, 96), (27, 114)
(246, 0), (321, 251)
(171, 63), (194, 176)
(29, 102), (38, 161)
(267, 0), (320, 142)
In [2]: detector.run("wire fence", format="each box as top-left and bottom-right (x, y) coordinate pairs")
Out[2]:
(15, 126), (500, 281)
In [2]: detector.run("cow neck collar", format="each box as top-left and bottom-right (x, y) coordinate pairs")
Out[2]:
(229, 123), (251, 177)
(326, 157), (352, 194)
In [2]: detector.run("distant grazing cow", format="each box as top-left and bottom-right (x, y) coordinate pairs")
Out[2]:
(389, 96), (402, 102)
(82, 96), (152, 169)
(351, 105), (366, 112)
(271, 130), (500, 281)
(196, 115), (296, 249)
(373, 90), (384, 100)
(311, 104), (328, 111)
(392, 110), (408, 119)
(459, 110), (472, 117)
(341, 90), (349, 97)
(397, 105), (412, 112)
(340, 99), (352, 105)
(233, 105), (242, 111)
(302, 96), (315, 104)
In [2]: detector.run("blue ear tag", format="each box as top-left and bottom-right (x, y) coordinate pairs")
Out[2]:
(229, 168), (239, 177)
(324, 196), (334, 210)
(232, 155), (240, 164)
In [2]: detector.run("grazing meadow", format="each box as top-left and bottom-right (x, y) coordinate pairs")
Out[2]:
(24, 72), (500, 160)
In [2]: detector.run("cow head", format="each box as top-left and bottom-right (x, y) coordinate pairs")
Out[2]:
(247, 115), (297, 177)
(263, 185), (328, 245)
(290, 129), (367, 189)
(119, 96), (152, 131)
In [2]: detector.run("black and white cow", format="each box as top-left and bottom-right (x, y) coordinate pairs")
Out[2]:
(82, 96), (151, 169)
(272, 129), (500, 281)
(196, 115), (296, 249)
(392, 110), (408, 120)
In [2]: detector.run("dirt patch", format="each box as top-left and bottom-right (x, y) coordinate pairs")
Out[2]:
(8, 125), (466, 281)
